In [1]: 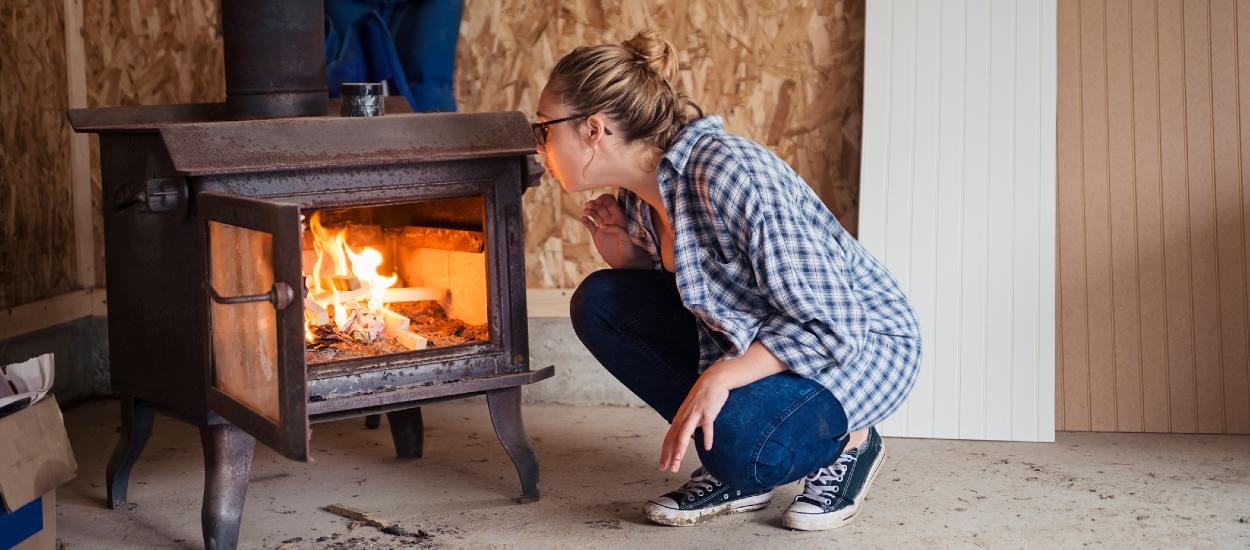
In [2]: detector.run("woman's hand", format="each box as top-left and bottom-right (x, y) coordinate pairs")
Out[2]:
(659, 371), (730, 473)
(582, 194), (650, 269)
(582, 194), (628, 237)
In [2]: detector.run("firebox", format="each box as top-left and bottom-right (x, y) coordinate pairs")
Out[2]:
(68, 104), (553, 547)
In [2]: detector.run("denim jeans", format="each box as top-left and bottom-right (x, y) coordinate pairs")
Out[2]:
(570, 269), (850, 493)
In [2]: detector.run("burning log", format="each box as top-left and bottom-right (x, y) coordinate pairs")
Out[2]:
(305, 298), (329, 326)
(323, 275), (360, 291)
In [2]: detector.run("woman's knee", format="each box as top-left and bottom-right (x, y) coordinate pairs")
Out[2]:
(697, 429), (772, 493)
(569, 269), (647, 336)
(699, 432), (814, 492)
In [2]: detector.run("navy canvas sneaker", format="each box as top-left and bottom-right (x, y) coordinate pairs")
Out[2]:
(782, 427), (886, 530)
(643, 467), (774, 526)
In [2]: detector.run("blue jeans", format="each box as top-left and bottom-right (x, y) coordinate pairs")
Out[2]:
(570, 269), (850, 493)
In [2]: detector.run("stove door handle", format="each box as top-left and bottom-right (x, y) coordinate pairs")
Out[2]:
(206, 281), (295, 311)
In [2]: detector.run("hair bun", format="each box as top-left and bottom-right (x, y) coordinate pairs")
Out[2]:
(622, 31), (680, 83)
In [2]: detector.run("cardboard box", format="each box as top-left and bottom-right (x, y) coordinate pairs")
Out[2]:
(0, 397), (78, 549)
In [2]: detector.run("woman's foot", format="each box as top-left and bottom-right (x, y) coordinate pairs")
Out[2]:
(782, 427), (886, 531)
(643, 467), (773, 526)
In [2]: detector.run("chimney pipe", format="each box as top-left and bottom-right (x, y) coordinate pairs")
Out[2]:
(221, 0), (328, 119)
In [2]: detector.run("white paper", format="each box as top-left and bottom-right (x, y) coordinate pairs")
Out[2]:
(0, 353), (54, 410)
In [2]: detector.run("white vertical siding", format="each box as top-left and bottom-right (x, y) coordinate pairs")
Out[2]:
(861, 0), (1057, 442)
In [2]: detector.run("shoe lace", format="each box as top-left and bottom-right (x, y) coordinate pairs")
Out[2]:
(800, 450), (858, 504)
(675, 468), (722, 502)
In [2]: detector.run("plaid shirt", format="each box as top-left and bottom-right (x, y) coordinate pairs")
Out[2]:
(618, 116), (921, 431)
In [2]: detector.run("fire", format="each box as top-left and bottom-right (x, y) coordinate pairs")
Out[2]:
(304, 212), (399, 342)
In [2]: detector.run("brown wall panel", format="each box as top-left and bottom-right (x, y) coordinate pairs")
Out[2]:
(1058, 0), (1250, 434)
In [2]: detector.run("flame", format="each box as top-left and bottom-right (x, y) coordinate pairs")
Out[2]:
(304, 212), (399, 342)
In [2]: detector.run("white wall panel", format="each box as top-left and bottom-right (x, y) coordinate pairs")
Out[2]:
(862, 0), (1057, 442)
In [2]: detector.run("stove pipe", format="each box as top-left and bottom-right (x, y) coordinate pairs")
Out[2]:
(221, 0), (328, 119)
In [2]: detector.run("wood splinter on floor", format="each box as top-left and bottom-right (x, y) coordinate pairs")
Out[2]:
(322, 503), (431, 540)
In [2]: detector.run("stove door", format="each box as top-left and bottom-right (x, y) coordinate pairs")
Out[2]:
(198, 192), (310, 461)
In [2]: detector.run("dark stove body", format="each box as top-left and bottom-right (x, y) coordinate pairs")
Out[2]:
(68, 103), (552, 549)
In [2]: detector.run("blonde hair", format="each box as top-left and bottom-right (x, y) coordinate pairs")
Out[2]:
(549, 31), (704, 158)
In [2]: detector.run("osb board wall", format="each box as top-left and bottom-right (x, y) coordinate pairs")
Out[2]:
(82, 0), (227, 288)
(1057, 0), (1250, 434)
(456, 0), (866, 288)
(0, 1), (76, 309)
(0, 0), (225, 310)
(5, 0), (862, 308)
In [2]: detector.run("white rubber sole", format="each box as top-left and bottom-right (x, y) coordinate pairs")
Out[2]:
(781, 446), (887, 531)
(643, 491), (774, 527)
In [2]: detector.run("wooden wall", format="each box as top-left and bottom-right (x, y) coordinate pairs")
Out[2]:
(0, 1), (75, 309)
(1057, 0), (1250, 434)
(455, 0), (866, 288)
(0, 0), (225, 311)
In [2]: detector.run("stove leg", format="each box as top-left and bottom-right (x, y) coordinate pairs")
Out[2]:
(487, 386), (540, 502)
(105, 396), (155, 510)
(364, 413), (382, 430)
(200, 422), (256, 550)
(387, 407), (424, 458)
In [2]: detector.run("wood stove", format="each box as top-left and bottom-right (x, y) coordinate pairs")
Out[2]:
(66, 4), (552, 547)
(68, 105), (552, 548)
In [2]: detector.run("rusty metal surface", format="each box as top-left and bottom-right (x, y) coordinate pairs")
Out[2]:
(306, 366), (555, 416)
(200, 422), (256, 550)
(105, 397), (154, 510)
(68, 98), (413, 134)
(221, 0), (327, 119)
(160, 111), (537, 176)
(386, 407), (424, 458)
(308, 351), (507, 398)
(487, 386), (541, 502)
(69, 103), (229, 133)
(96, 134), (208, 419)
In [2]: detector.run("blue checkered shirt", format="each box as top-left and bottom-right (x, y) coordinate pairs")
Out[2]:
(618, 116), (921, 431)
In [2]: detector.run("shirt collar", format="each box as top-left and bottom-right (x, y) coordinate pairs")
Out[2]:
(660, 115), (724, 175)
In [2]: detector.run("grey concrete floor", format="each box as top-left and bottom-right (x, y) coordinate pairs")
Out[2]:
(56, 397), (1250, 549)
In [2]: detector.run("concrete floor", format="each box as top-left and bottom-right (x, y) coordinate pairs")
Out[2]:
(56, 398), (1250, 549)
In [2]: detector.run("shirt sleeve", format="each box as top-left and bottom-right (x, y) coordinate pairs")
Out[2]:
(749, 204), (869, 378)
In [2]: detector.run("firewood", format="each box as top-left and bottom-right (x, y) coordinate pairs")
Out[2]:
(393, 330), (428, 351)
(322, 504), (428, 539)
(313, 286), (443, 305)
(323, 275), (360, 291)
(383, 287), (446, 304)
(392, 226), (484, 253)
(313, 287), (369, 304)
(304, 298), (329, 326)
(381, 308), (409, 336)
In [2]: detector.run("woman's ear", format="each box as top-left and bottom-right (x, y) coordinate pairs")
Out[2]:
(584, 114), (608, 147)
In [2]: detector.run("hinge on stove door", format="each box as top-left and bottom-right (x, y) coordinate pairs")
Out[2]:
(205, 281), (295, 310)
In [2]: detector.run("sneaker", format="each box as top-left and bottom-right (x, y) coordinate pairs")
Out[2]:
(642, 467), (774, 526)
(782, 427), (886, 531)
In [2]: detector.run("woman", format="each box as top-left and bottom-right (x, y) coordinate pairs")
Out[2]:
(534, 31), (921, 531)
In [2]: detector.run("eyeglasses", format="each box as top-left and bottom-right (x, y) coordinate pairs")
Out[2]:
(531, 114), (613, 147)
